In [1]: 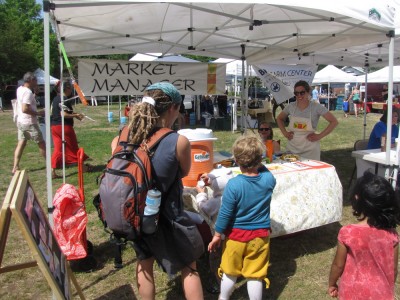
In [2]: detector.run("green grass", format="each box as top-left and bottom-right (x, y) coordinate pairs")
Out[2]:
(0, 104), (399, 299)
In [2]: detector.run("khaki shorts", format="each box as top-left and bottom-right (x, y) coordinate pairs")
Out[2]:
(219, 236), (270, 287)
(17, 123), (44, 143)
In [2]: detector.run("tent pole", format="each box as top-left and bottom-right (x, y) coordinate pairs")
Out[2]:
(327, 82), (330, 110)
(240, 44), (247, 134)
(44, 8), (53, 225)
(385, 33), (395, 184)
(363, 67), (368, 140)
(60, 51), (66, 183)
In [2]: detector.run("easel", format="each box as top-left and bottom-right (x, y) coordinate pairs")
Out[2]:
(0, 170), (85, 300)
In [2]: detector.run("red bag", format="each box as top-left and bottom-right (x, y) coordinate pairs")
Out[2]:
(53, 184), (88, 260)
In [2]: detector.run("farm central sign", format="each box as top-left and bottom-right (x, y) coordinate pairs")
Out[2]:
(78, 59), (226, 96)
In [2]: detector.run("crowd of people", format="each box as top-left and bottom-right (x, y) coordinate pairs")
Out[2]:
(12, 73), (94, 178)
(10, 73), (400, 299)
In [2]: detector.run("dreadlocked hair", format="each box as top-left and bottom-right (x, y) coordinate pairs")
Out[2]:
(127, 89), (174, 145)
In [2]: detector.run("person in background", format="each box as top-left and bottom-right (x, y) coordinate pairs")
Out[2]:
(328, 171), (399, 299)
(276, 80), (338, 161)
(312, 86), (319, 103)
(50, 82), (92, 179)
(208, 136), (276, 300)
(348, 85), (361, 118)
(367, 109), (399, 150)
(127, 82), (203, 300)
(382, 84), (389, 102)
(258, 121), (281, 154)
(343, 98), (349, 118)
(90, 95), (98, 106)
(177, 94), (186, 129)
(12, 72), (46, 175)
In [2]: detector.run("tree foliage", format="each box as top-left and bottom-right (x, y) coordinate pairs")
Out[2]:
(183, 54), (216, 63)
(0, 0), (59, 86)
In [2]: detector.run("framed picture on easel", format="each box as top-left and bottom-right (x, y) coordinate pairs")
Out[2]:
(10, 170), (71, 300)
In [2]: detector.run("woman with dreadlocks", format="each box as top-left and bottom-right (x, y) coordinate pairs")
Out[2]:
(123, 82), (204, 299)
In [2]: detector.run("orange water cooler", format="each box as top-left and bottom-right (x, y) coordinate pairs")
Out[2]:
(178, 129), (217, 187)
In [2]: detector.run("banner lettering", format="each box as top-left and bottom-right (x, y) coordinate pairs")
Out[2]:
(78, 59), (226, 96)
(252, 64), (317, 104)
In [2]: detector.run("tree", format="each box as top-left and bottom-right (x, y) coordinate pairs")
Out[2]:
(183, 54), (216, 63)
(0, 0), (59, 86)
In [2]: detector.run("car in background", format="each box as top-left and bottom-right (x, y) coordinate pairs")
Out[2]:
(248, 87), (270, 100)
(2, 85), (18, 106)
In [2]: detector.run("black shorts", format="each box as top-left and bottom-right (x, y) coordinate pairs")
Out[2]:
(132, 238), (153, 260)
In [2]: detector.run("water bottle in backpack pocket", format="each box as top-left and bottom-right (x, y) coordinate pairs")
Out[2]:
(142, 189), (161, 234)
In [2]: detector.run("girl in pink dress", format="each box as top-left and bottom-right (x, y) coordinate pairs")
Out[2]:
(328, 171), (400, 299)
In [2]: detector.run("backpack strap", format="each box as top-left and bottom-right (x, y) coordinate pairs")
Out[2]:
(117, 126), (131, 149)
(146, 128), (174, 151)
(118, 126), (173, 149)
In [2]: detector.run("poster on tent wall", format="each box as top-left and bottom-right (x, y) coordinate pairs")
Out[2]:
(78, 59), (226, 96)
(252, 64), (317, 104)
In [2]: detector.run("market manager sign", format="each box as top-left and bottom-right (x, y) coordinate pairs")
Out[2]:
(78, 59), (226, 96)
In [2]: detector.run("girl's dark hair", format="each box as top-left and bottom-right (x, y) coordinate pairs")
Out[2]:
(294, 80), (310, 93)
(351, 171), (400, 229)
(379, 108), (399, 123)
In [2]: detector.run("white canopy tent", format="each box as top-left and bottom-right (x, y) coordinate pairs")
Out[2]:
(357, 65), (400, 83)
(130, 53), (201, 63)
(312, 65), (359, 110)
(33, 68), (59, 85)
(18, 68), (59, 86)
(312, 65), (360, 84)
(42, 1), (398, 208)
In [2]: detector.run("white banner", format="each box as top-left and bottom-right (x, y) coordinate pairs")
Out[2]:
(252, 64), (318, 104)
(78, 59), (226, 96)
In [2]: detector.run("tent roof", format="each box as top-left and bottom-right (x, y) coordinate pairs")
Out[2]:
(312, 65), (359, 84)
(213, 58), (257, 76)
(18, 68), (59, 86)
(34, 68), (59, 85)
(129, 53), (200, 62)
(358, 65), (400, 83)
(49, 1), (397, 67)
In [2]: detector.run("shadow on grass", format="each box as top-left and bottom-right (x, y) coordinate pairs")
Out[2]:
(29, 166), (46, 172)
(266, 222), (341, 299)
(76, 240), (137, 294)
(94, 284), (137, 299)
(91, 239), (137, 270)
(321, 147), (354, 206)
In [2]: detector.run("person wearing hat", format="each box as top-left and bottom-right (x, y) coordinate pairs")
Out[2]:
(127, 82), (204, 300)
(50, 82), (91, 179)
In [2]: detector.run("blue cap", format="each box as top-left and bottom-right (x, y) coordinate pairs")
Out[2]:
(145, 82), (181, 104)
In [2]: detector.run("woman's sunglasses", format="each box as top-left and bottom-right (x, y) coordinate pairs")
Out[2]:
(259, 128), (271, 131)
(294, 90), (306, 96)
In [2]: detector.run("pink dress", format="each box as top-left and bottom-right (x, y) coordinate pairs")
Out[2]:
(338, 224), (399, 300)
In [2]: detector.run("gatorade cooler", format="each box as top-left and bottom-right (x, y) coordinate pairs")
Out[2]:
(178, 128), (217, 187)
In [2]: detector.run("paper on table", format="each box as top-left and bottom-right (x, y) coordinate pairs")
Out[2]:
(296, 160), (327, 167)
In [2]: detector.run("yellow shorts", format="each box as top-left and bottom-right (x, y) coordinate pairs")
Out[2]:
(219, 237), (270, 287)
